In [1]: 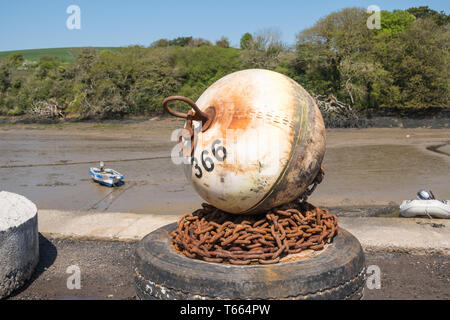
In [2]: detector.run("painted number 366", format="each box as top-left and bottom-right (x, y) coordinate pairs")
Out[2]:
(192, 139), (227, 179)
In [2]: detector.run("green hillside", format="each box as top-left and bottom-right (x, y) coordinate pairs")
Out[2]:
(0, 47), (117, 62)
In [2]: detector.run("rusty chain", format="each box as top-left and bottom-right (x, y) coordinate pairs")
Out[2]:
(170, 200), (338, 265)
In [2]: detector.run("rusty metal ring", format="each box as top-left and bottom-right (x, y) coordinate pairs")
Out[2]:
(162, 96), (216, 132)
(162, 96), (210, 122)
(163, 96), (198, 119)
(164, 96), (216, 157)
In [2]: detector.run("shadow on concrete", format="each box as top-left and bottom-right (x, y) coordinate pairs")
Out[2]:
(9, 233), (57, 298)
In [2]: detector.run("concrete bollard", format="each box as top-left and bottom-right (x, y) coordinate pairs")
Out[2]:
(0, 191), (39, 299)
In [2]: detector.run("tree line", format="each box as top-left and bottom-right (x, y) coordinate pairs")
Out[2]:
(0, 6), (448, 119)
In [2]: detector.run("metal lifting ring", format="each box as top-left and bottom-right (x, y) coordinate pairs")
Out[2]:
(162, 96), (215, 132)
(163, 96), (216, 157)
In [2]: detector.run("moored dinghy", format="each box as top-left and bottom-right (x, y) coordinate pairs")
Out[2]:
(89, 161), (124, 187)
(400, 189), (450, 219)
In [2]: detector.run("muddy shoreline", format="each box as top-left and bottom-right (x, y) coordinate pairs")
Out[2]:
(0, 121), (449, 215)
(1, 106), (450, 129)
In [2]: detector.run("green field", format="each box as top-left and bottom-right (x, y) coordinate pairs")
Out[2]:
(0, 47), (117, 62)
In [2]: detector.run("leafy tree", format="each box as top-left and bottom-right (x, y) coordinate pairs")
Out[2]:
(215, 37), (230, 48)
(151, 38), (170, 47)
(0, 61), (11, 92)
(407, 6), (450, 26)
(188, 38), (212, 47)
(241, 28), (285, 70)
(386, 17), (449, 107)
(295, 8), (375, 103)
(173, 46), (241, 100)
(36, 55), (62, 78)
(6, 53), (24, 67)
(69, 47), (98, 79)
(240, 33), (253, 49)
(169, 37), (193, 47)
(128, 47), (181, 114)
(377, 10), (416, 36)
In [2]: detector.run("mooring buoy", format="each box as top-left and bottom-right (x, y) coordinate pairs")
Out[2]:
(135, 69), (365, 300)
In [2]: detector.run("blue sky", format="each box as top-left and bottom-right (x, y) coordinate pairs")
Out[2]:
(0, 0), (448, 51)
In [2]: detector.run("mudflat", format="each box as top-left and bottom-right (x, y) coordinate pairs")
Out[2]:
(1, 120), (449, 215)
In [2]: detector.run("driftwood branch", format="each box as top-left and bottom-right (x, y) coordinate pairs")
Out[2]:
(30, 99), (65, 119)
(314, 94), (362, 128)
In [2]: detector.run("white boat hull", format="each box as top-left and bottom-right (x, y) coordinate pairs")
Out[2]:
(92, 176), (122, 186)
(400, 200), (450, 219)
(89, 167), (124, 187)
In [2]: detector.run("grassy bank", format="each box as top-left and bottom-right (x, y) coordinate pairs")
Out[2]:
(0, 47), (117, 62)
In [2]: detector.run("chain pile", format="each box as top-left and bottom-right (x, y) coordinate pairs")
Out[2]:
(170, 201), (338, 265)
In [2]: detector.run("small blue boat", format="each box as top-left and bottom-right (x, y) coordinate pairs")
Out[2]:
(89, 162), (124, 187)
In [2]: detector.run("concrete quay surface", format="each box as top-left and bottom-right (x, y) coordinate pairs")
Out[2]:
(38, 209), (450, 255)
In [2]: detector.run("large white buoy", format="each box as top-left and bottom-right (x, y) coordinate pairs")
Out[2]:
(164, 69), (325, 214)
